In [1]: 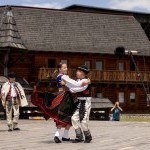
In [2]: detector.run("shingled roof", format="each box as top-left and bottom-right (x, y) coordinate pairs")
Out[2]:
(91, 98), (113, 108)
(0, 6), (150, 55)
(64, 4), (150, 16)
(0, 6), (27, 50)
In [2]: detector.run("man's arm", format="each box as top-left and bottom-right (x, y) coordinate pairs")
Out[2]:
(62, 75), (88, 88)
(69, 85), (88, 93)
(1, 82), (7, 94)
(1, 83), (7, 107)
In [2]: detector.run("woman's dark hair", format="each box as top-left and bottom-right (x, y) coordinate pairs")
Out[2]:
(51, 62), (67, 79)
(57, 62), (63, 70)
(57, 62), (67, 70)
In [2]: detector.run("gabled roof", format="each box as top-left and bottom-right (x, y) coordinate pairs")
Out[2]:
(0, 5), (150, 55)
(63, 4), (150, 16)
(0, 6), (27, 50)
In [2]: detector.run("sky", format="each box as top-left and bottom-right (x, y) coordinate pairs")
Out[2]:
(0, 0), (150, 13)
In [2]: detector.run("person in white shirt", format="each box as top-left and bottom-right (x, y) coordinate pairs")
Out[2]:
(61, 65), (92, 143)
(1, 72), (28, 131)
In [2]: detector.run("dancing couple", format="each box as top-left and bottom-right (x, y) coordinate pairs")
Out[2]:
(32, 62), (92, 143)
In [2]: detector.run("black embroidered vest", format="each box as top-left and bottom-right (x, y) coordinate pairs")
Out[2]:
(77, 84), (91, 97)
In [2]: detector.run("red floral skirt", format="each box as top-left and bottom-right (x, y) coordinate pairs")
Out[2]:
(31, 91), (75, 127)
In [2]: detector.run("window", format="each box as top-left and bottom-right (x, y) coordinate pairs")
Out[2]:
(118, 92), (124, 103)
(147, 94), (150, 100)
(85, 61), (90, 69)
(48, 59), (56, 68)
(118, 62), (124, 71)
(96, 61), (103, 71)
(61, 59), (68, 64)
(130, 92), (136, 103)
(130, 62), (136, 71)
(147, 94), (150, 106)
(97, 93), (103, 98)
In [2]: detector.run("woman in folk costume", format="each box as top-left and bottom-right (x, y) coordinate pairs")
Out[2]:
(61, 65), (92, 143)
(31, 63), (90, 143)
(1, 72), (28, 131)
(54, 62), (72, 143)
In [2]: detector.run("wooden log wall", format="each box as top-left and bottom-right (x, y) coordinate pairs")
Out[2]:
(5, 51), (149, 82)
(92, 84), (150, 112)
(0, 50), (150, 112)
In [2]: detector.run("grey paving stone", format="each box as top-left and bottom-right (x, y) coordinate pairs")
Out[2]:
(0, 120), (150, 150)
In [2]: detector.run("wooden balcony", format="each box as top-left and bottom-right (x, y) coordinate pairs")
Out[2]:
(38, 68), (150, 83)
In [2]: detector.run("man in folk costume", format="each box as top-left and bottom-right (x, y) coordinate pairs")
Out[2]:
(61, 65), (92, 143)
(1, 72), (28, 131)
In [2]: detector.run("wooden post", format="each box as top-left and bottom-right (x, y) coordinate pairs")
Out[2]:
(4, 50), (9, 77)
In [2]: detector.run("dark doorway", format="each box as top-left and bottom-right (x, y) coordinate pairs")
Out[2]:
(48, 59), (56, 68)
(130, 62), (136, 71)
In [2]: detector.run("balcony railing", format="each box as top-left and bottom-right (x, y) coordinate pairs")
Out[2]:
(38, 68), (150, 82)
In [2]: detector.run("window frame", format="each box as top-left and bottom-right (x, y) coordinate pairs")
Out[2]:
(61, 59), (68, 65)
(84, 60), (91, 69)
(96, 60), (103, 71)
(130, 92), (136, 103)
(118, 92), (125, 103)
(118, 62), (125, 71)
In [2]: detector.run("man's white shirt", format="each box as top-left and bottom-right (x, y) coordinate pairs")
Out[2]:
(10, 83), (17, 97)
(61, 75), (88, 93)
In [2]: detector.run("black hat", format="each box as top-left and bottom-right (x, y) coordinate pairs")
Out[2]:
(8, 72), (16, 78)
(77, 65), (90, 73)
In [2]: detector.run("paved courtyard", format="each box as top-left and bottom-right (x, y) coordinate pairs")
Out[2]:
(0, 120), (150, 150)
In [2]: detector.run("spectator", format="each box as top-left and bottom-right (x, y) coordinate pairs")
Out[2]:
(111, 101), (123, 121)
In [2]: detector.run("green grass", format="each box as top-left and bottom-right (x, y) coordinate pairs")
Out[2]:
(121, 116), (150, 122)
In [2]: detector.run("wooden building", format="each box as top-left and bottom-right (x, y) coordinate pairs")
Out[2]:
(0, 5), (150, 113)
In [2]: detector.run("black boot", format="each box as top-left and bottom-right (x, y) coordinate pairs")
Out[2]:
(54, 136), (61, 143)
(8, 125), (13, 132)
(72, 128), (84, 143)
(62, 137), (70, 141)
(13, 123), (20, 131)
(84, 130), (92, 143)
